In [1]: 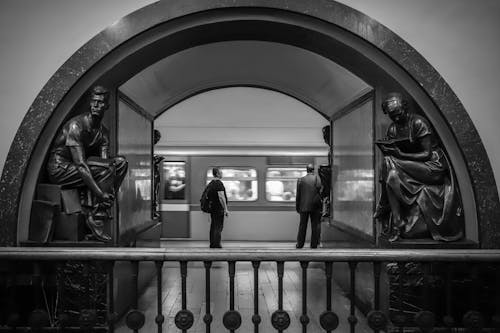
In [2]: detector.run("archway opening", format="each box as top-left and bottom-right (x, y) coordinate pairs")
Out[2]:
(3, 3), (493, 247)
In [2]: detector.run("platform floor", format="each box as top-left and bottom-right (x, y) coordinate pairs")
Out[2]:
(116, 241), (372, 332)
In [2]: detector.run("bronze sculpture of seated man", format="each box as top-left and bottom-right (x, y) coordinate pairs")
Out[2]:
(374, 92), (463, 242)
(46, 86), (128, 242)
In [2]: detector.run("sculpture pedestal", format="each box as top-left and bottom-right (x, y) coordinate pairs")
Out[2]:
(20, 240), (112, 247)
(30, 184), (88, 243)
(378, 234), (478, 249)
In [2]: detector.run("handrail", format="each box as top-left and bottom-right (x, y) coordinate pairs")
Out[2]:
(1, 247), (500, 262)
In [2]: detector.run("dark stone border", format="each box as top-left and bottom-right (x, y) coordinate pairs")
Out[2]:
(1, 0), (498, 247)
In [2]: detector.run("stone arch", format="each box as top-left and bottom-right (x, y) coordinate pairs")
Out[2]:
(0, 0), (498, 247)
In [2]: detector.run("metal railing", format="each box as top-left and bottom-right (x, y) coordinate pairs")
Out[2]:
(1, 247), (500, 332)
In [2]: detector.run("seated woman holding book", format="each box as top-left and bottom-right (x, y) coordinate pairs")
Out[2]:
(374, 93), (463, 242)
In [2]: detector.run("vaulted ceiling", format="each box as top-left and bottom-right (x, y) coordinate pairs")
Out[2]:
(119, 40), (371, 118)
(119, 40), (371, 151)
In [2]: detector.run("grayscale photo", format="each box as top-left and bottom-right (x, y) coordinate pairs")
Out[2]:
(0, 0), (499, 332)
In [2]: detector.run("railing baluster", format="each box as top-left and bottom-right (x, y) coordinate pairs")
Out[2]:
(277, 261), (285, 333)
(271, 261), (290, 332)
(204, 261), (213, 333)
(107, 261), (116, 333)
(300, 261), (309, 333)
(56, 262), (70, 332)
(125, 261), (145, 332)
(320, 261), (338, 332)
(78, 262), (98, 332)
(463, 264), (484, 332)
(132, 261), (139, 316)
(155, 261), (164, 333)
(326, 261), (332, 312)
(366, 262), (388, 333)
(415, 263), (436, 333)
(33, 262), (42, 309)
(422, 263), (431, 310)
(443, 263), (455, 331)
(174, 261), (194, 332)
(228, 261), (237, 332)
(29, 262), (49, 332)
(252, 261), (261, 333)
(84, 262), (91, 309)
(397, 262), (405, 333)
(471, 264), (479, 311)
(223, 261), (241, 332)
(374, 262), (381, 312)
(6, 262), (20, 330)
(230, 261), (235, 316)
(348, 262), (358, 333)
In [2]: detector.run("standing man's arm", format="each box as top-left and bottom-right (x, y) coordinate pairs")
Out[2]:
(218, 191), (228, 216)
(296, 179), (301, 213)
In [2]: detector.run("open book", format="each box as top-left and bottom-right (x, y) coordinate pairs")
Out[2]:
(374, 137), (410, 150)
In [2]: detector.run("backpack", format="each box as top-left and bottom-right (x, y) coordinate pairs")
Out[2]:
(200, 181), (213, 213)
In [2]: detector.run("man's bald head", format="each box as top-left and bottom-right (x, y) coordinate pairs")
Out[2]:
(306, 164), (314, 173)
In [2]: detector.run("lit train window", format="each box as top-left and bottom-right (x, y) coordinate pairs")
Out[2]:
(266, 167), (307, 202)
(206, 167), (258, 201)
(163, 162), (186, 200)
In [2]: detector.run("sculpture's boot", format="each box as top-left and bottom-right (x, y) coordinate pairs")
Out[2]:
(388, 227), (401, 242)
(86, 213), (111, 242)
(374, 202), (391, 236)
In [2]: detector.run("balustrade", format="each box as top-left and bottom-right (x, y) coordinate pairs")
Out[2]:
(1, 248), (500, 332)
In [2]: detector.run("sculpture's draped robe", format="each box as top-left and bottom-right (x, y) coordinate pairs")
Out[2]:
(382, 114), (463, 241)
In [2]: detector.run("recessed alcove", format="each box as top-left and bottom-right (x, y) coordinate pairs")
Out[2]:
(0, 0), (496, 248)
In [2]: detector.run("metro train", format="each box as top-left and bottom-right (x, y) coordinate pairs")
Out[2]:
(156, 149), (330, 242)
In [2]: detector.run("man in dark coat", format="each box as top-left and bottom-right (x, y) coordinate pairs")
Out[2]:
(207, 167), (229, 248)
(295, 164), (322, 248)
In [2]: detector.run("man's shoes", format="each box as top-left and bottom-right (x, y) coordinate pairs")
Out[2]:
(86, 215), (111, 242)
(210, 245), (222, 248)
(295, 244), (303, 249)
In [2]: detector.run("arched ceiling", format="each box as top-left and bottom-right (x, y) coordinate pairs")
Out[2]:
(119, 40), (371, 118)
(154, 87), (330, 153)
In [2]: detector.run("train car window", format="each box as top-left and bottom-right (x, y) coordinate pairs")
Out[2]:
(266, 167), (307, 202)
(163, 162), (186, 200)
(206, 167), (258, 201)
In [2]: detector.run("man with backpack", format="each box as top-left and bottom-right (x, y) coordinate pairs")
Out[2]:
(202, 167), (229, 248)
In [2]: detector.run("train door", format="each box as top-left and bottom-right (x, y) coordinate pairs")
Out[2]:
(159, 157), (190, 238)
